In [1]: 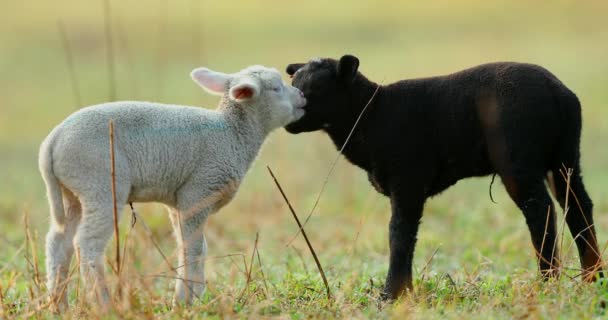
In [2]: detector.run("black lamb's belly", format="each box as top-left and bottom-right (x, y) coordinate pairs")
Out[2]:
(368, 171), (390, 196)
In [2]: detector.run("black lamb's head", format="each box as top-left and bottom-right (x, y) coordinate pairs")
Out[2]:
(284, 54), (360, 133)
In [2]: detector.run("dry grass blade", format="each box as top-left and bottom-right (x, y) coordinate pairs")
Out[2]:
(109, 120), (121, 278)
(117, 205), (138, 309)
(246, 233), (259, 285)
(556, 167), (573, 282)
(190, 0), (204, 63)
(558, 165), (600, 248)
(103, 0), (116, 101)
(156, 0), (168, 100)
(0, 243), (25, 275)
(420, 246), (441, 280)
(538, 205), (555, 274)
(267, 166), (331, 299)
(114, 14), (138, 99)
(557, 165), (604, 276)
(120, 209), (135, 274)
(0, 282), (4, 316)
(237, 232), (260, 302)
(255, 244), (270, 298)
(285, 82), (382, 247)
(131, 211), (176, 274)
(56, 20), (82, 108)
(23, 210), (41, 293)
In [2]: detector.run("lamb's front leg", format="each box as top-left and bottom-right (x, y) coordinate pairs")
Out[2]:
(382, 187), (427, 300)
(169, 207), (208, 306)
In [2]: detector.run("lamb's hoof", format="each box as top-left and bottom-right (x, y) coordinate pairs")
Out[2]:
(48, 303), (63, 315)
(379, 290), (395, 302)
(584, 269), (605, 283)
(595, 275), (608, 286)
(47, 295), (67, 314)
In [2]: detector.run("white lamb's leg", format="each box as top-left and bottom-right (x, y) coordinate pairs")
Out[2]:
(73, 187), (127, 310)
(169, 207), (208, 306)
(46, 189), (81, 312)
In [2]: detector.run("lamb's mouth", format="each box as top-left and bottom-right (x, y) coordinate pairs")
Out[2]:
(293, 107), (306, 121)
(292, 101), (305, 114)
(284, 121), (301, 133)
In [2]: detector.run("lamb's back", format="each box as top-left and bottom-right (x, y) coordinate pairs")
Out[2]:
(46, 102), (235, 202)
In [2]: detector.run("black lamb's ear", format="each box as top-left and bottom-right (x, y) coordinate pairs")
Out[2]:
(286, 63), (305, 76)
(337, 54), (359, 83)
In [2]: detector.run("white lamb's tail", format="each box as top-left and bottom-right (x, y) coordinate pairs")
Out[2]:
(39, 134), (65, 227)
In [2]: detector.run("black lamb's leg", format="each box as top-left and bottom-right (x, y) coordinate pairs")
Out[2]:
(552, 169), (604, 281)
(382, 189), (426, 300)
(502, 174), (560, 277)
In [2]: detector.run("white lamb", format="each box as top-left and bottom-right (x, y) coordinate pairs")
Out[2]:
(39, 65), (306, 310)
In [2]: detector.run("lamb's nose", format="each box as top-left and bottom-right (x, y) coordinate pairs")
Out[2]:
(298, 90), (304, 98)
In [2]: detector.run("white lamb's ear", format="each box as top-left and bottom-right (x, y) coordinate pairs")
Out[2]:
(191, 67), (233, 95)
(228, 79), (260, 102)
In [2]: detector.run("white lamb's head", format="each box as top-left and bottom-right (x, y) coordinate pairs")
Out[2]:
(191, 65), (306, 130)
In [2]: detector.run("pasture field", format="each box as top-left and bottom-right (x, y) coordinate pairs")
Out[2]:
(1, 0), (608, 318)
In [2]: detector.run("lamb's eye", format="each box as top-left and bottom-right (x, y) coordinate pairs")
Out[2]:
(272, 86), (282, 92)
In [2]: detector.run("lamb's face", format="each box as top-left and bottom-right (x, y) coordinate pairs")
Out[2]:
(284, 55), (360, 134)
(237, 66), (307, 130)
(190, 65), (306, 131)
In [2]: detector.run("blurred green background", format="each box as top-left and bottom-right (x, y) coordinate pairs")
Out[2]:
(1, 0), (607, 317)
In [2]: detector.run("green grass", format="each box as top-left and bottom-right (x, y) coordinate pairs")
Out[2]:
(1, 0), (608, 318)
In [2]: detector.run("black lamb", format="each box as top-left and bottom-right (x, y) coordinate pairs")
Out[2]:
(285, 55), (603, 300)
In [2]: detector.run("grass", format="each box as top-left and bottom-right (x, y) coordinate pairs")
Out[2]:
(1, 0), (608, 318)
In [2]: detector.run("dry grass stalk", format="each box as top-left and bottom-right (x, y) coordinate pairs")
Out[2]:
(156, 0), (168, 100)
(114, 14), (139, 99)
(291, 245), (309, 273)
(266, 166), (331, 299)
(558, 166), (601, 255)
(117, 206), (139, 310)
(131, 211), (176, 274)
(420, 246), (441, 282)
(255, 243), (270, 299)
(0, 243), (25, 275)
(56, 20), (82, 108)
(246, 234), (259, 286)
(556, 167), (573, 279)
(109, 120), (121, 282)
(23, 211), (42, 295)
(285, 82), (382, 247)
(556, 165), (605, 277)
(536, 205), (556, 275)
(103, 0), (116, 101)
(237, 232), (260, 303)
(190, 0), (204, 64)
(0, 283), (5, 317)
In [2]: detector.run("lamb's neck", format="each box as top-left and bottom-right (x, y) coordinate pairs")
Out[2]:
(324, 77), (382, 171)
(325, 122), (372, 171)
(219, 101), (267, 164)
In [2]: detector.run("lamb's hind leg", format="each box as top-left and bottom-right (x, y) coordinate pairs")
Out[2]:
(551, 168), (603, 281)
(74, 187), (128, 309)
(502, 174), (560, 278)
(46, 188), (81, 312)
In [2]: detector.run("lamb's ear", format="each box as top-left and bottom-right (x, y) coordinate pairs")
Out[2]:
(229, 79), (260, 102)
(286, 63), (305, 77)
(191, 67), (233, 95)
(337, 55), (359, 83)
